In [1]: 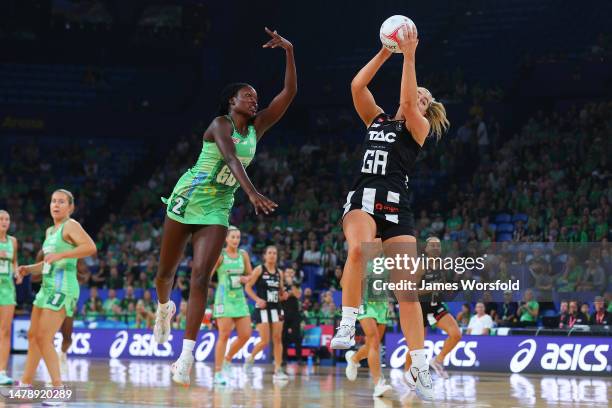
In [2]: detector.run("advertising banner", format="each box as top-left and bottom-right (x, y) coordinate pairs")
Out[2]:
(14, 325), (269, 363)
(385, 333), (611, 376)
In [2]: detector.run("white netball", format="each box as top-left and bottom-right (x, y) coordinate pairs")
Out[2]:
(379, 15), (417, 53)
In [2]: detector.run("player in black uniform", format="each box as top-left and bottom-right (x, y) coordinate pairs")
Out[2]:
(330, 25), (449, 401)
(404, 237), (461, 383)
(245, 245), (289, 380)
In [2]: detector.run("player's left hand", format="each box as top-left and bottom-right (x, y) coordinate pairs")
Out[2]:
(263, 27), (293, 51)
(239, 275), (250, 284)
(397, 23), (418, 57)
(44, 253), (64, 264)
(281, 292), (289, 301)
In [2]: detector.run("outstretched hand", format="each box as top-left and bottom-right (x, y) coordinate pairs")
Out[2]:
(262, 27), (293, 51)
(397, 23), (418, 57)
(248, 190), (278, 215)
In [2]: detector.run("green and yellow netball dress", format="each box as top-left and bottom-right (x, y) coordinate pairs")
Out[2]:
(33, 221), (79, 317)
(163, 116), (257, 227)
(0, 236), (16, 306)
(357, 260), (389, 325)
(213, 249), (250, 318)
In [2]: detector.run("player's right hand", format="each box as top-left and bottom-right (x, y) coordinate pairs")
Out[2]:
(248, 191), (278, 215)
(16, 265), (29, 279)
(256, 299), (267, 308)
(397, 24), (418, 57)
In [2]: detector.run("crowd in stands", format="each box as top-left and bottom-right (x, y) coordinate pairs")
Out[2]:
(456, 291), (612, 335)
(1, 98), (610, 331)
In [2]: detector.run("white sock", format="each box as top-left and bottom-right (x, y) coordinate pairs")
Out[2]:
(180, 339), (196, 359)
(410, 349), (428, 370)
(340, 306), (359, 327)
(158, 301), (171, 312)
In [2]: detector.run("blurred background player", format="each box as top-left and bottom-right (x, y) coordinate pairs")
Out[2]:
(344, 240), (393, 398)
(152, 27), (296, 386)
(281, 283), (303, 366)
(245, 245), (289, 381)
(0, 210), (20, 385)
(331, 23), (448, 401)
(57, 259), (94, 363)
(15, 190), (96, 395)
(210, 226), (253, 385)
(404, 237), (461, 382)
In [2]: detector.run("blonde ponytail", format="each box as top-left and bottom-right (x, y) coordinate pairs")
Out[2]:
(425, 100), (450, 141)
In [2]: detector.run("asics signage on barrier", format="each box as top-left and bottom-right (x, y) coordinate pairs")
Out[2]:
(385, 334), (611, 375)
(510, 339), (609, 373)
(53, 332), (92, 355)
(109, 331), (174, 358)
(389, 337), (479, 369)
(40, 328), (271, 362)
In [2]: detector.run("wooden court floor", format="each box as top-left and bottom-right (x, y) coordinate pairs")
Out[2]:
(2, 355), (610, 407)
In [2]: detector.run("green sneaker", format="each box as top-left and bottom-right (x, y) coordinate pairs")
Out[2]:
(222, 361), (232, 376)
(0, 372), (14, 385)
(214, 371), (227, 386)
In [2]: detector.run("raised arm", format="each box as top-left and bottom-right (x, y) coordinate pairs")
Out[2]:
(351, 48), (390, 126)
(397, 25), (430, 145)
(208, 117), (277, 215)
(254, 28), (297, 139)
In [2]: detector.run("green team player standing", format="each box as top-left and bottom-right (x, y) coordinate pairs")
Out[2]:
(0, 210), (20, 385)
(211, 226), (253, 385)
(153, 27), (297, 386)
(344, 240), (394, 398)
(15, 189), (97, 393)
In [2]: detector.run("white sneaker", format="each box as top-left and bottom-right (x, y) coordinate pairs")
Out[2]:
(153, 300), (176, 344)
(409, 366), (434, 401)
(171, 354), (194, 386)
(214, 371), (228, 386)
(344, 350), (360, 381)
(273, 368), (289, 381)
(403, 370), (416, 390)
(330, 325), (355, 349)
(430, 358), (448, 379)
(372, 377), (394, 398)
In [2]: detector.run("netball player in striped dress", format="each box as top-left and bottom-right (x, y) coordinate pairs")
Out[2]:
(330, 25), (449, 401)
(244, 246), (289, 381)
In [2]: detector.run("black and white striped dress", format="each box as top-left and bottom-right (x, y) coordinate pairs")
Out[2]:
(253, 265), (284, 324)
(342, 113), (421, 232)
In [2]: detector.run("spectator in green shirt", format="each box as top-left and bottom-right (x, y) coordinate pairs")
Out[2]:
(518, 289), (539, 326)
(82, 286), (104, 320)
(557, 255), (583, 292)
(103, 288), (122, 321)
(135, 290), (156, 329)
(172, 301), (187, 330)
(107, 266), (124, 290)
(446, 208), (463, 231)
(120, 285), (138, 311)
